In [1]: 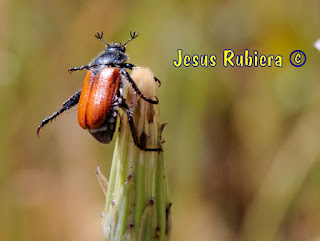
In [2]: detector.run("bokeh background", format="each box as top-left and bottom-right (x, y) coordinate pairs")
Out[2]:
(3, 0), (320, 240)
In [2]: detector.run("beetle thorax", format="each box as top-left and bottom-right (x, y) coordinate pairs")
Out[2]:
(92, 44), (128, 66)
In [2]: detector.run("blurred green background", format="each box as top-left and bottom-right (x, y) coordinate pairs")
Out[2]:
(3, 0), (320, 240)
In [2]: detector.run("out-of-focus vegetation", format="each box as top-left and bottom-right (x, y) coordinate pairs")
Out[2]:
(2, 0), (320, 240)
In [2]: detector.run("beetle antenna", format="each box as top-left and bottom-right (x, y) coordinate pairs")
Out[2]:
(123, 30), (139, 46)
(95, 31), (110, 47)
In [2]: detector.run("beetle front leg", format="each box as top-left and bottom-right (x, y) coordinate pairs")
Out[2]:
(68, 65), (91, 73)
(120, 102), (162, 152)
(37, 89), (82, 136)
(121, 69), (159, 104)
(121, 63), (135, 70)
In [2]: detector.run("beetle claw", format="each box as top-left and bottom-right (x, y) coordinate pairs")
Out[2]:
(37, 126), (41, 137)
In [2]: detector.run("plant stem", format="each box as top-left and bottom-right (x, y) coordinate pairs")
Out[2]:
(98, 67), (171, 241)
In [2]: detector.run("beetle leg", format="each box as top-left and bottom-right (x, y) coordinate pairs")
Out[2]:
(118, 63), (161, 87)
(120, 101), (162, 152)
(107, 63), (135, 70)
(120, 69), (159, 104)
(68, 65), (91, 73)
(37, 89), (82, 136)
(153, 76), (161, 87)
(121, 63), (135, 70)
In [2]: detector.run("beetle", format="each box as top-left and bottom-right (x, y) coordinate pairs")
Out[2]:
(37, 31), (162, 152)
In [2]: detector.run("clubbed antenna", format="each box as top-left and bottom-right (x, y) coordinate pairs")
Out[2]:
(95, 31), (110, 47)
(123, 30), (139, 46)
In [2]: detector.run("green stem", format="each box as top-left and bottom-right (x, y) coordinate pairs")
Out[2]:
(99, 67), (171, 241)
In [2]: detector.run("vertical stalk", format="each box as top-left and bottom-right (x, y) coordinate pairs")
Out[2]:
(99, 67), (171, 241)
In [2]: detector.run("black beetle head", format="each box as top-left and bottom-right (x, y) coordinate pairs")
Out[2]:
(107, 42), (126, 53)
